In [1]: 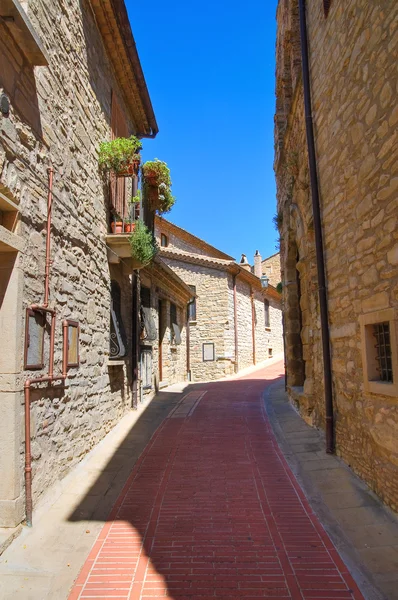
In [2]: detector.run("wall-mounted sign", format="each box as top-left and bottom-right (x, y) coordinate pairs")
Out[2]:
(202, 342), (215, 362)
(25, 308), (45, 370)
(66, 320), (79, 368)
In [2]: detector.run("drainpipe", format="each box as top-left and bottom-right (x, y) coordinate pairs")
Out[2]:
(298, 0), (334, 453)
(186, 307), (191, 381)
(24, 168), (69, 526)
(233, 273), (239, 374)
(43, 167), (53, 307)
(250, 288), (256, 365)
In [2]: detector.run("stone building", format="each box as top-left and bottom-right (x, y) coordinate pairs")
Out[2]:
(275, 0), (398, 509)
(0, 0), (189, 528)
(261, 251), (282, 287)
(155, 217), (284, 381)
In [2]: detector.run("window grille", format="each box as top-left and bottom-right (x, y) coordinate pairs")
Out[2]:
(264, 299), (270, 328)
(110, 280), (127, 358)
(373, 322), (393, 382)
(188, 285), (196, 321)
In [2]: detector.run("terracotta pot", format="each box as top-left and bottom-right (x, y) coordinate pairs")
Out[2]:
(124, 222), (136, 233)
(117, 159), (140, 177)
(144, 173), (158, 187)
(111, 221), (123, 234)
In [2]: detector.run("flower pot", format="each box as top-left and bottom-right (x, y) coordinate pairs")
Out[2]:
(124, 222), (136, 233)
(144, 173), (158, 187)
(111, 221), (123, 234)
(117, 159), (140, 177)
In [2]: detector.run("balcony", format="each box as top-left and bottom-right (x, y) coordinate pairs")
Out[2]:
(0, 191), (23, 253)
(105, 203), (144, 270)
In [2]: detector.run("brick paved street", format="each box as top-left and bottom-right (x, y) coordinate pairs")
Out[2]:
(69, 362), (365, 600)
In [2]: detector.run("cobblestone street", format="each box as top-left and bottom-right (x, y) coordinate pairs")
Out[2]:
(68, 362), (367, 600)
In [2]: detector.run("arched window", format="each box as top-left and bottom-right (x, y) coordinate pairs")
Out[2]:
(264, 299), (270, 328)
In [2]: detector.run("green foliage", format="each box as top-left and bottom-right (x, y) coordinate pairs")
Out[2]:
(276, 282), (283, 294)
(142, 159), (176, 214)
(129, 220), (158, 266)
(98, 136), (142, 173)
(131, 190), (141, 203)
(273, 211), (283, 231)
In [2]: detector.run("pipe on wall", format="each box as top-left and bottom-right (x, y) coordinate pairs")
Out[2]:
(298, 0), (334, 453)
(24, 168), (69, 526)
(250, 288), (256, 366)
(233, 274), (239, 374)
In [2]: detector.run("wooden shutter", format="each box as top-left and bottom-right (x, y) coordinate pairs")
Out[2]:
(110, 92), (129, 217)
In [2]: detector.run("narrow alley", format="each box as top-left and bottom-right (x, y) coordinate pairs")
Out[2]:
(66, 361), (364, 600)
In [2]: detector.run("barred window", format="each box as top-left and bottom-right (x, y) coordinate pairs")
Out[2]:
(372, 322), (392, 383)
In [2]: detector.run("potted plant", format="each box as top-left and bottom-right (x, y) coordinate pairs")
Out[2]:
(98, 136), (142, 176)
(110, 214), (123, 234)
(129, 220), (158, 267)
(141, 159), (175, 213)
(124, 219), (135, 233)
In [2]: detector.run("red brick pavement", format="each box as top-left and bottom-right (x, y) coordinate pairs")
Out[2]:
(68, 361), (365, 600)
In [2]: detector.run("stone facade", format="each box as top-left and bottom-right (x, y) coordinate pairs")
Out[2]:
(275, 0), (398, 509)
(0, 0), (158, 526)
(155, 218), (284, 381)
(262, 252), (282, 287)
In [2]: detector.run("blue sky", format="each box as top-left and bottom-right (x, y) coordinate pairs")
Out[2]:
(128, 0), (278, 263)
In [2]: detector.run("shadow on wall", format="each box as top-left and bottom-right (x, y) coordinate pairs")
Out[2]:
(67, 370), (285, 598)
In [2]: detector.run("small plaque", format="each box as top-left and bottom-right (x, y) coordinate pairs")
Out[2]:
(66, 320), (79, 368)
(25, 309), (45, 370)
(202, 342), (215, 362)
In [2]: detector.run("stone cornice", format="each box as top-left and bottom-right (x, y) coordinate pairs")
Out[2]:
(89, 0), (158, 137)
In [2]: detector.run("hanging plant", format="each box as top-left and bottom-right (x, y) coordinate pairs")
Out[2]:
(141, 159), (176, 213)
(98, 136), (142, 176)
(129, 220), (158, 267)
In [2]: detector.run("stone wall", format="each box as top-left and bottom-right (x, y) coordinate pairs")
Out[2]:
(262, 253), (281, 287)
(0, 0), (138, 525)
(162, 258), (233, 381)
(275, 0), (398, 509)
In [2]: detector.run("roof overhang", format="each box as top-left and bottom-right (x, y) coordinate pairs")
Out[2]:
(89, 0), (158, 137)
(143, 257), (194, 305)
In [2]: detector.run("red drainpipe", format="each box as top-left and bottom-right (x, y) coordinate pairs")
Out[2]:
(233, 273), (239, 374)
(24, 168), (68, 527)
(250, 288), (256, 365)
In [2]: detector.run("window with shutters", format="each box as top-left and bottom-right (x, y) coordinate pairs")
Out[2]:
(110, 92), (129, 218)
(360, 308), (398, 397)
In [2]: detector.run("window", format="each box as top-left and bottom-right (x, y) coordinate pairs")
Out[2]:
(170, 302), (177, 326)
(161, 233), (168, 247)
(268, 348), (273, 358)
(264, 299), (270, 328)
(323, 0), (332, 17)
(360, 308), (398, 397)
(187, 285), (196, 322)
(140, 287), (157, 341)
(110, 92), (129, 218)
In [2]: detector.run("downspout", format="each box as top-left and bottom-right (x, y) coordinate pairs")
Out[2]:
(250, 288), (256, 365)
(232, 273), (239, 374)
(298, 0), (334, 453)
(186, 306), (191, 381)
(24, 168), (68, 526)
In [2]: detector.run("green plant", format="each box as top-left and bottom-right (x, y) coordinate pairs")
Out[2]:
(276, 282), (282, 294)
(98, 136), (142, 173)
(129, 220), (158, 266)
(131, 190), (141, 204)
(142, 159), (176, 214)
(273, 211), (283, 231)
